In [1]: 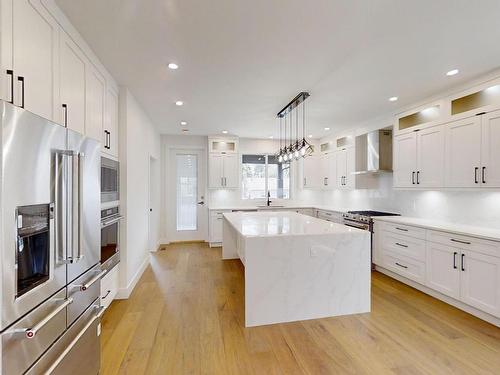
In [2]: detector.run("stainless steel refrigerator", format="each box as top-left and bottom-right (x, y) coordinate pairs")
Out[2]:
(0, 101), (103, 374)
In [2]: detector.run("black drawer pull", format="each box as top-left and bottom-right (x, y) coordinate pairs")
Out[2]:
(453, 252), (457, 269)
(450, 238), (471, 245)
(395, 242), (408, 248)
(101, 290), (111, 300)
(395, 262), (408, 269)
(461, 254), (465, 271)
(395, 227), (408, 232)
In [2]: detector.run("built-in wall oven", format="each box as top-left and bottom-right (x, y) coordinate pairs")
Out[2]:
(101, 206), (122, 272)
(101, 157), (119, 203)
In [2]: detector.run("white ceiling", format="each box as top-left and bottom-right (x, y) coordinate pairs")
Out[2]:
(56, 0), (500, 138)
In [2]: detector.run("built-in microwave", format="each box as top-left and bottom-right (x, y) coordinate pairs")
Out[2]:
(101, 157), (119, 203)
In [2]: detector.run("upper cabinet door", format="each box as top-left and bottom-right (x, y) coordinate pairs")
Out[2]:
(12, 0), (59, 121)
(302, 155), (321, 189)
(481, 109), (500, 187)
(393, 133), (417, 187)
(344, 147), (355, 189)
(445, 117), (481, 187)
(335, 149), (347, 188)
(59, 30), (86, 134)
(85, 65), (105, 143)
(416, 125), (445, 187)
(460, 250), (500, 318)
(319, 154), (329, 188)
(208, 153), (223, 189)
(104, 87), (119, 158)
(223, 154), (239, 189)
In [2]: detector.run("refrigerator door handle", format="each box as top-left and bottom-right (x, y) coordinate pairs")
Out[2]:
(71, 151), (84, 262)
(55, 151), (70, 264)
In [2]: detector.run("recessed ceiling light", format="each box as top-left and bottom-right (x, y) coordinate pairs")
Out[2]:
(324, 127), (330, 131)
(222, 130), (228, 134)
(175, 100), (183, 106)
(308, 134), (313, 138)
(446, 69), (459, 76)
(180, 121), (187, 126)
(389, 96), (398, 102)
(168, 63), (179, 70)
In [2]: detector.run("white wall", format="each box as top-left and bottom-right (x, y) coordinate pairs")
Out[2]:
(118, 88), (160, 298)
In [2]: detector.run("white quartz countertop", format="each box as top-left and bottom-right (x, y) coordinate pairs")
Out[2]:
(223, 211), (366, 237)
(373, 216), (500, 242)
(209, 205), (349, 213)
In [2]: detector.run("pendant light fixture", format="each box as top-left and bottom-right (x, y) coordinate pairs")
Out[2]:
(275, 91), (311, 163)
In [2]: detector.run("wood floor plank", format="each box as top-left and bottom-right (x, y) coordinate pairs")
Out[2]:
(100, 243), (500, 375)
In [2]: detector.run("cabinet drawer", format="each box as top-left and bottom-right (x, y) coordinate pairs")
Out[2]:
(383, 222), (426, 240)
(381, 231), (426, 261)
(382, 251), (426, 284)
(428, 230), (500, 257)
(101, 265), (119, 310)
(317, 210), (342, 222)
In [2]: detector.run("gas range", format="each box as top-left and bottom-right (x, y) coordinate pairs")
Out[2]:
(342, 210), (400, 231)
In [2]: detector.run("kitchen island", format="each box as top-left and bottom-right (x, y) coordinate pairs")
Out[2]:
(222, 211), (371, 327)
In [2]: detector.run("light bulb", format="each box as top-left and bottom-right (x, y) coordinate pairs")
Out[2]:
(288, 150), (293, 160)
(278, 154), (283, 163)
(294, 149), (299, 159)
(300, 146), (306, 156)
(283, 153), (288, 162)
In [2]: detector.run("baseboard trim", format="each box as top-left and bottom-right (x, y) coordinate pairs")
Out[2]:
(375, 265), (500, 327)
(115, 255), (150, 300)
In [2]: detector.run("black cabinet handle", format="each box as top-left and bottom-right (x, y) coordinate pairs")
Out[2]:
(416, 171), (420, 184)
(62, 104), (68, 127)
(17, 76), (25, 108)
(412, 171), (415, 184)
(104, 130), (110, 149)
(482, 167), (486, 184)
(395, 227), (408, 232)
(6, 70), (14, 104)
(474, 167), (479, 184)
(453, 251), (457, 269)
(108, 131), (111, 150)
(395, 242), (408, 248)
(461, 254), (465, 271)
(395, 262), (408, 269)
(450, 238), (471, 245)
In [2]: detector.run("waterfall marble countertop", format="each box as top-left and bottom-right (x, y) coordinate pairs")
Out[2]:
(222, 211), (371, 327)
(223, 211), (364, 237)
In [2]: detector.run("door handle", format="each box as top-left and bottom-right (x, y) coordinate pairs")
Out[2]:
(62, 104), (68, 127)
(474, 167), (479, 184)
(23, 298), (73, 338)
(6, 69), (14, 104)
(197, 201), (204, 205)
(77, 269), (107, 291)
(482, 166), (486, 184)
(17, 76), (25, 108)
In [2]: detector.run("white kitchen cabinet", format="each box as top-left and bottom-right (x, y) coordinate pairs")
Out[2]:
(445, 116), (482, 187)
(393, 133), (417, 187)
(301, 155), (321, 189)
(460, 250), (500, 318)
(416, 126), (445, 187)
(319, 152), (337, 189)
(335, 148), (355, 189)
(394, 125), (445, 188)
(85, 65), (105, 143)
(103, 86), (119, 157)
(209, 210), (231, 246)
(8, 0), (59, 121)
(59, 30), (86, 133)
(426, 242), (460, 299)
(100, 264), (119, 310)
(481, 109), (500, 187)
(208, 137), (238, 153)
(208, 153), (239, 189)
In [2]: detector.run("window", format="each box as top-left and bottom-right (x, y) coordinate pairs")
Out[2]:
(176, 154), (198, 231)
(241, 155), (290, 200)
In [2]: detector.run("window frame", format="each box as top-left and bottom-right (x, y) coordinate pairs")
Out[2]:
(240, 153), (291, 201)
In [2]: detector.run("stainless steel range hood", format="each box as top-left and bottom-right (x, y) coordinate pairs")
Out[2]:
(353, 128), (393, 174)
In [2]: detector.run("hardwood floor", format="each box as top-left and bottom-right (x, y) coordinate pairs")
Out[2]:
(100, 242), (500, 375)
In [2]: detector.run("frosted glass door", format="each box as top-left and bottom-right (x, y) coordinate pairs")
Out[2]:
(176, 154), (198, 231)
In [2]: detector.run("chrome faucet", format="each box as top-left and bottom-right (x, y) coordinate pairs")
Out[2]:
(267, 190), (272, 206)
